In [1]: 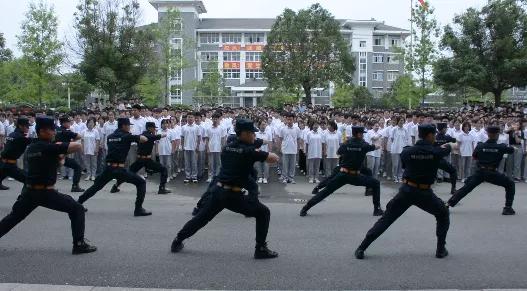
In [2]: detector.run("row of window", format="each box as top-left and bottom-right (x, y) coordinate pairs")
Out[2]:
(201, 52), (262, 62)
(200, 33), (265, 44)
(359, 38), (401, 48)
(372, 53), (400, 64)
(372, 71), (399, 82)
(221, 69), (264, 79)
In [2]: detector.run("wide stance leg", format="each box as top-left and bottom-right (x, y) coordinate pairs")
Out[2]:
(38, 190), (86, 242)
(226, 196), (271, 245)
(302, 173), (348, 213)
(0, 192), (37, 239)
(413, 190), (450, 248)
(485, 172), (515, 208)
(77, 168), (114, 204)
(447, 173), (484, 207)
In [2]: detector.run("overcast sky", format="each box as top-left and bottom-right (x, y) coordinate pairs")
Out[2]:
(1, 0), (488, 57)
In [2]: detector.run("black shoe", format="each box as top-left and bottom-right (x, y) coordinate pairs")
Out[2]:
(158, 187), (171, 195)
(72, 239), (97, 255)
(299, 207), (308, 217)
(183, 179), (190, 184)
(171, 238), (184, 253)
(192, 207), (200, 216)
(134, 207), (152, 217)
(502, 207), (516, 215)
(192, 179), (198, 183)
(450, 187), (456, 195)
(373, 208), (384, 216)
(435, 246), (449, 258)
(110, 185), (120, 193)
(254, 243), (278, 259)
(71, 185), (85, 193)
(355, 248), (365, 260)
(311, 186), (320, 194)
(0, 184), (9, 190)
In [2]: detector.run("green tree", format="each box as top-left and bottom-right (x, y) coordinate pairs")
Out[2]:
(74, 0), (156, 102)
(194, 61), (227, 106)
(387, 74), (421, 108)
(262, 87), (300, 109)
(17, 1), (64, 107)
(434, 0), (527, 106)
(262, 4), (355, 104)
(332, 84), (374, 108)
(0, 32), (13, 63)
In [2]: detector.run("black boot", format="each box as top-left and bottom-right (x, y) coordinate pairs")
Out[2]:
(311, 186), (320, 194)
(0, 184), (9, 190)
(71, 184), (85, 193)
(171, 238), (184, 253)
(435, 244), (449, 259)
(158, 185), (171, 195)
(254, 242), (278, 259)
(373, 207), (384, 216)
(450, 186), (456, 195)
(502, 206), (516, 215)
(110, 184), (120, 193)
(192, 207), (200, 216)
(299, 206), (308, 217)
(134, 207), (152, 217)
(354, 248), (365, 260)
(72, 239), (97, 255)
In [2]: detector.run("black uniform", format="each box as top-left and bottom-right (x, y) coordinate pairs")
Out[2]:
(0, 128), (31, 186)
(112, 130), (170, 194)
(0, 117), (95, 254)
(301, 135), (383, 216)
(435, 132), (458, 194)
(55, 126), (83, 191)
(355, 136), (451, 259)
(78, 127), (150, 216)
(448, 138), (515, 214)
(171, 128), (278, 259)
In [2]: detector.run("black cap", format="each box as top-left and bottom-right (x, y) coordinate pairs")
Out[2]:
(352, 126), (367, 135)
(59, 116), (71, 124)
(418, 124), (437, 138)
(235, 119), (258, 133)
(436, 123), (447, 131)
(16, 117), (30, 127)
(35, 116), (56, 133)
(118, 118), (132, 128)
(486, 125), (500, 134)
(146, 122), (157, 128)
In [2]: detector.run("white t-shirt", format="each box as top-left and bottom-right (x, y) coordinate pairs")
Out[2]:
(365, 129), (382, 158)
(256, 130), (273, 152)
(181, 124), (201, 151)
(103, 120), (118, 149)
(306, 131), (322, 159)
(279, 125), (300, 154)
(390, 127), (409, 154)
(205, 125), (225, 153)
(458, 132), (475, 157)
(81, 128), (100, 155)
(323, 131), (340, 159)
(130, 117), (145, 135)
(171, 125), (182, 150)
(157, 129), (174, 156)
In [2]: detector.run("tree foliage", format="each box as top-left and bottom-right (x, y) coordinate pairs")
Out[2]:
(434, 0), (527, 106)
(262, 4), (355, 104)
(262, 87), (300, 109)
(194, 61), (227, 106)
(0, 32), (13, 63)
(332, 84), (374, 108)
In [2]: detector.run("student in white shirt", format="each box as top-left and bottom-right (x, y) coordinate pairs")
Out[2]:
(255, 119), (273, 184)
(365, 122), (382, 179)
(158, 119), (174, 181)
(205, 113), (225, 182)
(306, 121), (323, 183)
(381, 120), (394, 179)
(458, 121), (475, 181)
(128, 105), (146, 175)
(170, 117), (182, 178)
(390, 117), (409, 182)
(81, 118), (100, 181)
(323, 121), (340, 178)
(498, 124), (510, 173)
(297, 120), (308, 176)
(181, 113), (201, 183)
(95, 116), (106, 175)
(278, 113), (302, 184)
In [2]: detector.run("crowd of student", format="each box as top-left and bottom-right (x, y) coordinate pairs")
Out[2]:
(1, 102), (527, 187)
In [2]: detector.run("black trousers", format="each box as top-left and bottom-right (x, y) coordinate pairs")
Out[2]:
(177, 186), (270, 245)
(438, 158), (457, 190)
(0, 162), (26, 185)
(78, 166), (146, 209)
(358, 185), (450, 250)
(0, 189), (85, 242)
(116, 158), (168, 187)
(317, 166), (373, 189)
(298, 150), (306, 173)
(448, 169), (515, 207)
(305, 171), (381, 210)
(64, 157), (82, 185)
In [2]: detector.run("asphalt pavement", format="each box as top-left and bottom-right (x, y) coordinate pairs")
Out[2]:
(0, 174), (526, 290)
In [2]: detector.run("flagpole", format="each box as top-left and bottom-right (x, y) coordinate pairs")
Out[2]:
(409, 0), (414, 109)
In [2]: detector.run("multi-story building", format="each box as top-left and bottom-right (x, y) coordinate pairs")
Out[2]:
(149, 0), (410, 106)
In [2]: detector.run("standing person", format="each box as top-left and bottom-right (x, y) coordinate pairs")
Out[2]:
(55, 116), (85, 193)
(81, 118), (100, 181)
(435, 122), (458, 194)
(95, 116), (106, 175)
(0, 118), (32, 190)
(127, 105), (146, 175)
(354, 125), (451, 260)
(158, 119), (174, 183)
(305, 120), (323, 183)
(278, 112), (302, 184)
(506, 122), (523, 181)
(382, 119), (394, 180)
(322, 121), (340, 179)
(300, 126), (384, 217)
(77, 118), (152, 216)
(170, 116), (182, 179)
(110, 122), (171, 195)
(365, 122), (382, 179)
(205, 113), (225, 182)
(170, 119), (280, 259)
(255, 119), (272, 184)
(390, 118), (409, 183)
(448, 126), (516, 215)
(195, 112), (207, 181)
(458, 122), (475, 182)
(0, 117), (97, 254)
(181, 113), (201, 183)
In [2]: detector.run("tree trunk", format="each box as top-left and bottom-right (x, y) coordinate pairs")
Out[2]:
(493, 89), (503, 107)
(303, 84), (312, 105)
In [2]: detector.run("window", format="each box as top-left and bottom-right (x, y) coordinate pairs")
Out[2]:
(200, 33), (219, 44)
(223, 52), (240, 61)
(170, 68), (182, 82)
(171, 18), (182, 31)
(387, 71), (399, 82)
(374, 37), (384, 46)
(359, 76), (366, 87)
(373, 53), (384, 63)
(359, 52), (367, 87)
(359, 41), (367, 48)
(222, 33), (242, 44)
(246, 69), (263, 79)
(223, 69), (240, 79)
(372, 71), (384, 81)
(171, 38), (182, 48)
(170, 48), (182, 58)
(245, 52), (261, 62)
(245, 33), (265, 44)
(200, 52), (218, 61)
(359, 63), (367, 70)
(170, 85), (182, 101)
(386, 54), (400, 64)
(390, 38), (401, 47)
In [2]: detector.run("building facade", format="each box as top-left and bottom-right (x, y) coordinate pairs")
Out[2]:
(149, 0), (410, 106)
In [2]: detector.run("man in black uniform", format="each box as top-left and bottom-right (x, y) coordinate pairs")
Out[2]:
(0, 117), (96, 254)
(300, 126), (384, 217)
(55, 116), (84, 192)
(0, 118), (32, 190)
(448, 125), (516, 215)
(354, 125), (451, 260)
(78, 118), (152, 217)
(110, 122), (171, 195)
(435, 122), (458, 194)
(170, 119), (280, 259)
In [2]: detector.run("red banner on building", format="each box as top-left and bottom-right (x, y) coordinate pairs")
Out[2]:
(245, 62), (262, 69)
(223, 62), (241, 69)
(222, 44), (241, 51)
(245, 44), (264, 51)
